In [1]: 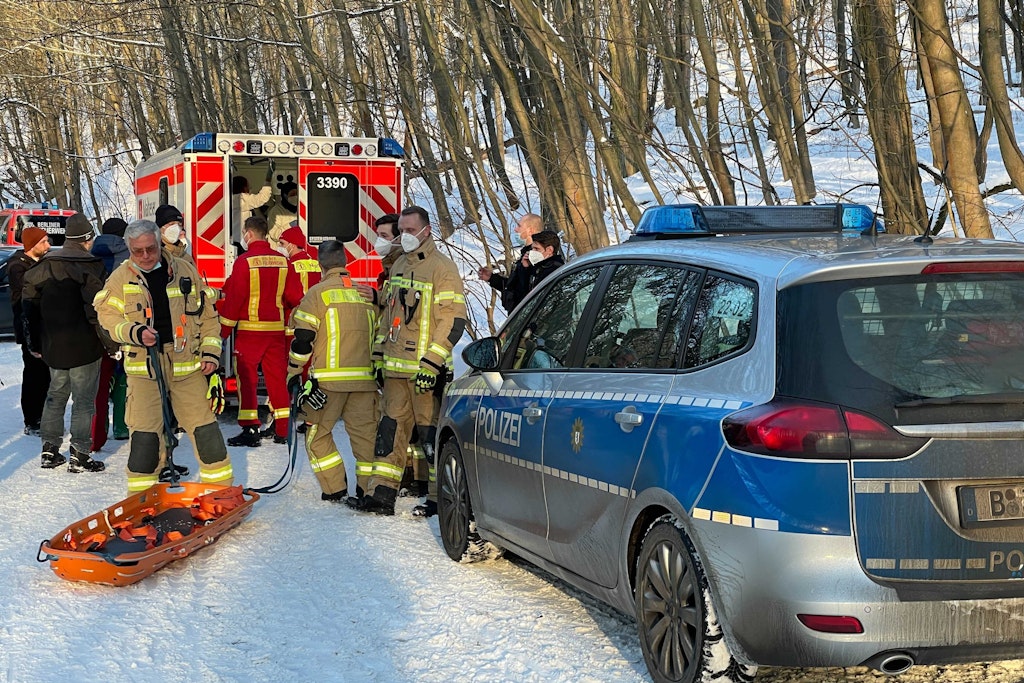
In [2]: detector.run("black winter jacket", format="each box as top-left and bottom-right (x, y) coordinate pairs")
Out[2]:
(22, 241), (112, 369)
(8, 250), (40, 345)
(527, 254), (565, 292)
(91, 233), (129, 276)
(487, 244), (533, 313)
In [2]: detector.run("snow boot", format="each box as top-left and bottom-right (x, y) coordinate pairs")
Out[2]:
(41, 442), (66, 469)
(227, 426), (261, 447)
(158, 463), (191, 482)
(24, 423), (41, 437)
(111, 373), (129, 439)
(68, 446), (105, 473)
(412, 500), (438, 518)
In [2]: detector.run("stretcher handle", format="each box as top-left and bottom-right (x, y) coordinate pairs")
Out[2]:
(37, 539), (57, 563)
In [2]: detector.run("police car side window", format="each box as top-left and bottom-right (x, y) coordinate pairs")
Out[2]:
(684, 274), (756, 368)
(507, 267), (602, 370)
(582, 263), (698, 369)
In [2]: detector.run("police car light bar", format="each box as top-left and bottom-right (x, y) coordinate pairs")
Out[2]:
(630, 203), (884, 240)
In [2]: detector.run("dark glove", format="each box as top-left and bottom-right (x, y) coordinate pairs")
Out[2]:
(265, 160), (276, 182)
(297, 378), (327, 411)
(413, 366), (439, 395)
(287, 373), (303, 393)
(206, 371), (226, 415)
(372, 351), (385, 389)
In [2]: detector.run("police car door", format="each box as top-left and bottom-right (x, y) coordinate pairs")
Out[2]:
(542, 262), (702, 588)
(473, 266), (604, 556)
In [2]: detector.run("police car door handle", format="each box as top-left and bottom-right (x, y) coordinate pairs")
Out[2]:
(615, 406), (643, 433)
(522, 405), (543, 424)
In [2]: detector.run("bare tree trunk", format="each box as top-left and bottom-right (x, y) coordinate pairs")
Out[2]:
(691, 0), (736, 204)
(913, 0), (992, 238)
(979, 0), (1024, 192)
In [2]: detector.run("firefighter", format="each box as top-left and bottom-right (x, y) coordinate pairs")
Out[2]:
(348, 206), (466, 516)
(259, 223), (321, 441)
(286, 240), (378, 501)
(93, 220), (233, 492)
(278, 224), (322, 297)
(155, 204), (195, 268)
(218, 215), (302, 446)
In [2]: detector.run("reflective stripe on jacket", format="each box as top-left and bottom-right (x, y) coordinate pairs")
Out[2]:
(375, 238), (466, 378)
(288, 267), (377, 393)
(217, 240), (302, 334)
(93, 255), (221, 380)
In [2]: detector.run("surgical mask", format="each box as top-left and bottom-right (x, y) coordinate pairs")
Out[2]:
(401, 230), (423, 253)
(375, 236), (396, 256)
(276, 246), (290, 257)
(527, 249), (545, 266)
(162, 224), (182, 244)
(137, 260), (162, 274)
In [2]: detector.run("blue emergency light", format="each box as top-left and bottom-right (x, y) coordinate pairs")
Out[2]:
(182, 132), (217, 153)
(378, 138), (405, 159)
(631, 203), (885, 240)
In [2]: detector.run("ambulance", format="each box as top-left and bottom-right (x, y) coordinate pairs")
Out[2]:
(134, 132), (405, 287)
(1, 203), (77, 247)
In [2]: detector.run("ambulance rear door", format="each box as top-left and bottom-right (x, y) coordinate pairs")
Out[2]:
(298, 156), (403, 283)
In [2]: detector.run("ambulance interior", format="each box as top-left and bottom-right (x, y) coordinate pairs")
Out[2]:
(230, 157), (298, 218)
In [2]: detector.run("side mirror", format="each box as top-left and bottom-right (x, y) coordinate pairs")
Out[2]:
(462, 337), (501, 371)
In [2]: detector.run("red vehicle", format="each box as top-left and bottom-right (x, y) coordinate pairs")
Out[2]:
(134, 132), (405, 287)
(1, 203), (77, 247)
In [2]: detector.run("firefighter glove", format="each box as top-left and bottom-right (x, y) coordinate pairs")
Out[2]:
(413, 367), (439, 394)
(207, 371), (226, 415)
(372, 352), (385, 388)
(298, 378), (327, 411)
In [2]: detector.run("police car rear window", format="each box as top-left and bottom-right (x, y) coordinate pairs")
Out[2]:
(778, 274), (1024, 422)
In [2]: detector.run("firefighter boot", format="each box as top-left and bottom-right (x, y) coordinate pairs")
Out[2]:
(412, 500), (437, 518)
(159, 463), (191, 482)
(346, 487), (395, 516)
(68, 446), (106, 473)
(227, 426), (261, 448)
(111, 373), (129, 440)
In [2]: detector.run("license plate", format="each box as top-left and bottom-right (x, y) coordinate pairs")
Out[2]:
(959, 484), (1024, 527)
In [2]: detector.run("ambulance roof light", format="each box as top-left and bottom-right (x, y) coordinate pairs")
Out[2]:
(378, 138), (404, 158)
(182, 132), (217, 153)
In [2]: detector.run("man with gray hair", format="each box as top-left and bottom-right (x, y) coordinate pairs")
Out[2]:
(94, 219), (233, 493)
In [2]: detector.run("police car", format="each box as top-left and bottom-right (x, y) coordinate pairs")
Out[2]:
(435, 204), (1024, 683)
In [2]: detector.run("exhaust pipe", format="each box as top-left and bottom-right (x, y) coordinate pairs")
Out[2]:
(875, 652), (915, 676)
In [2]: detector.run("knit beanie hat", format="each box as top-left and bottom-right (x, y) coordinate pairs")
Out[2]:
(279, 225), (307, 251)
(21, 227), (46, 251)
(102, 217), (128, 237)
(65, 213), (95, 240)
(155, 205), (184, 228)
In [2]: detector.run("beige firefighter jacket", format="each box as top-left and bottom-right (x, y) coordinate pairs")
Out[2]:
(94, 255), (222, 380)
(288, 266), (378, 393)
(376, 237), (466, 378)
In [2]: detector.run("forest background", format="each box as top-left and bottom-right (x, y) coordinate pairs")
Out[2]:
(1, 0), (1023, 286)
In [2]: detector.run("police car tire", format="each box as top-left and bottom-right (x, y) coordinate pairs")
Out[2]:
(634, 515), (756, 683)
(437, 440), (503, 564)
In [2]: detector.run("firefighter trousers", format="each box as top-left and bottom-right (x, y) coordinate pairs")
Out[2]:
(125, 354), (232, 492)
(367, 378), (437, 501)
(234, 330), (290, 437)
(301, 390), (378, 497)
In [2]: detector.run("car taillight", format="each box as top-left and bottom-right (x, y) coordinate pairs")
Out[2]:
(797, 614), (864, 634)
(722, 399), (926, 459)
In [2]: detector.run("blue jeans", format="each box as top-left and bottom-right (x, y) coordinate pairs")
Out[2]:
(40, 358), (101, 453)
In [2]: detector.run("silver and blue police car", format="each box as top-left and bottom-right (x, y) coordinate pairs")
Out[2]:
(435, 204), (1024, 683)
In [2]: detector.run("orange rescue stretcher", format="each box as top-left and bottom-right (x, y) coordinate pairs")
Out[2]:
(37, 482), (259, 586)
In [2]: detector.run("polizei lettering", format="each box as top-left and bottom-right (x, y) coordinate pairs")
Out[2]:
(477, 407), (522, 448)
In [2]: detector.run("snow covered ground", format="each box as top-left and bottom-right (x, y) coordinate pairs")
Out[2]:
(1, 336), (1023, 683)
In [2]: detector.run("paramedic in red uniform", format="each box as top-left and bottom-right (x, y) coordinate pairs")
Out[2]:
(218, 215), (302, 447)
(258, 224), (321, 441)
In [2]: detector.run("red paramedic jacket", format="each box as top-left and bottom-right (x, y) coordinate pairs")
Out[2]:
(218, 239), (303, 337)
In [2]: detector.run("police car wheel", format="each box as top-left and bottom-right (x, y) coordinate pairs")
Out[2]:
(634, 516), (756, 683)
(437, 440), (503, 564)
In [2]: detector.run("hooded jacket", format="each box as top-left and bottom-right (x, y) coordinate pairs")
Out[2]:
(91, 233), (129, 276)
(22, 240), (112, 369)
